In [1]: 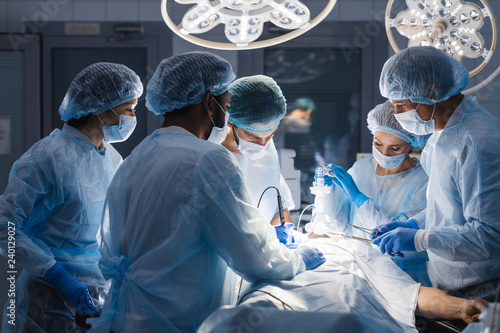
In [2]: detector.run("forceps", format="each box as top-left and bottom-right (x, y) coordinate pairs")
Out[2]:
(347, 224), (401, 255)
(316, 225), (378, 246)
(348, 224), (382, 238)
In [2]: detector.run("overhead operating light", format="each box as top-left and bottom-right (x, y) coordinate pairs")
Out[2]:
(385, 0), (497, 82)
(161, 0), (338, 50)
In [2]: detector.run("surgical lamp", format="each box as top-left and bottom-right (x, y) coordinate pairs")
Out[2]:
(385, 0), (499, 93)
(161, 0), (338, 50)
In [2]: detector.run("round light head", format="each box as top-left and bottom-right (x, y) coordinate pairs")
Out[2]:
(162, 0), (337, 50)
(385, 0), (497, 77)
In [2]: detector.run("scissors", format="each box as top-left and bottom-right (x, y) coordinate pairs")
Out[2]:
(348, 224), (402, 256)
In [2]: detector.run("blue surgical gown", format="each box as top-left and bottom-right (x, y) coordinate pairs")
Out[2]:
(0, 124), (122, 332)
(338, 156), (430, 286)
(89, 126), (305, 333)
(413, 96), (500, 296)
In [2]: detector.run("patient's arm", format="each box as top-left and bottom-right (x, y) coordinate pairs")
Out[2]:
(416, 286), (489, 324)
(270, 209), (292, 226)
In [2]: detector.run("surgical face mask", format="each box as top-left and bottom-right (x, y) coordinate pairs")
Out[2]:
(394, 103), (436, 135)
(372, 144), (411, 170)
(207, 96), (229, 144)
(233, 128), (272, 160)
(98, 108), (137, 143)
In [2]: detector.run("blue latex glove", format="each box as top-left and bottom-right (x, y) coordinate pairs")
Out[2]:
(329, 164), (368, 208)
(314, 166), (335, 187)
(370, 219), (419, 239)
(43, 262), (100, 317)
(372, 228), (418, 257)
(274, 223), (295, 245)
(295, 246), (326, 270)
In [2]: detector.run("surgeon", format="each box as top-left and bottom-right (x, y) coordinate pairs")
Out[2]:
(0, 62), (143, 332)
(374, 46), (500, 301)
(319, 101), (431, 285)
(89, 52), (325, 333)
(221, 75), (302, 243)
(273, 96), (316, 149)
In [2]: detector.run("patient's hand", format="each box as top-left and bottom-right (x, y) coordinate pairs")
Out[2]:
(416, 286), (489, 324)
(461, 299), (489, 324)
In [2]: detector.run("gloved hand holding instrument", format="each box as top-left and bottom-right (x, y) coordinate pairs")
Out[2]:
(346, 223), (406, 257)
(371, 219), (419, 257)
(274, 223), (295, 245)
(323, 164), (369, 208)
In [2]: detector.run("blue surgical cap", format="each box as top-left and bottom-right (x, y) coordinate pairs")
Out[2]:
(59, 62), (143, 122)
(379, 46), (469, 104)
(228, 75), (286, 133)
(290, 97), (316, 112)
(367, 100), (428, 150)
(146, 51), (235, 115)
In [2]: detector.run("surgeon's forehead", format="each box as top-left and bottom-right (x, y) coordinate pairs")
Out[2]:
(389, 99), (412, 105)
(123, 99), (138, 106)
(242, 127), (278, 138)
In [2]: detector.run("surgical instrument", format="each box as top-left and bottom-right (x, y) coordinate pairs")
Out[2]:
(315, 223), (377, 245)
(348, 223), (382, 239)
(257, 186), (285, 226)
(317, 223), (402, 255)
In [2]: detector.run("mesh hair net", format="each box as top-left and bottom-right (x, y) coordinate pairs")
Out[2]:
(59, 62), (143, 122)
(228, 75), (286, 133)
(379, 46), (469, 104)
(146, 51), (235, 115)
(290, 97), (316, 112)
(367, 100), (429, 150)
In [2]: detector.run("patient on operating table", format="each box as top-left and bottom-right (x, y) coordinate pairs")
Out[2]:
(199, 237), (488, 333)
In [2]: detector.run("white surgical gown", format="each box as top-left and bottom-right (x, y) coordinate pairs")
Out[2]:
(232, 139), (295, 223)
(89, 126), (305, 333)
(0, 124), (122, 332)
(338, 157), (430, 286)
(414, 96), (500, 296)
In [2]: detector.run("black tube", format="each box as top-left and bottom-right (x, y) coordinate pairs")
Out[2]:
(257, 186), (285, 226)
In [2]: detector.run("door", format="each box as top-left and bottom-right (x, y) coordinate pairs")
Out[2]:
(0, 34), (40, 193)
